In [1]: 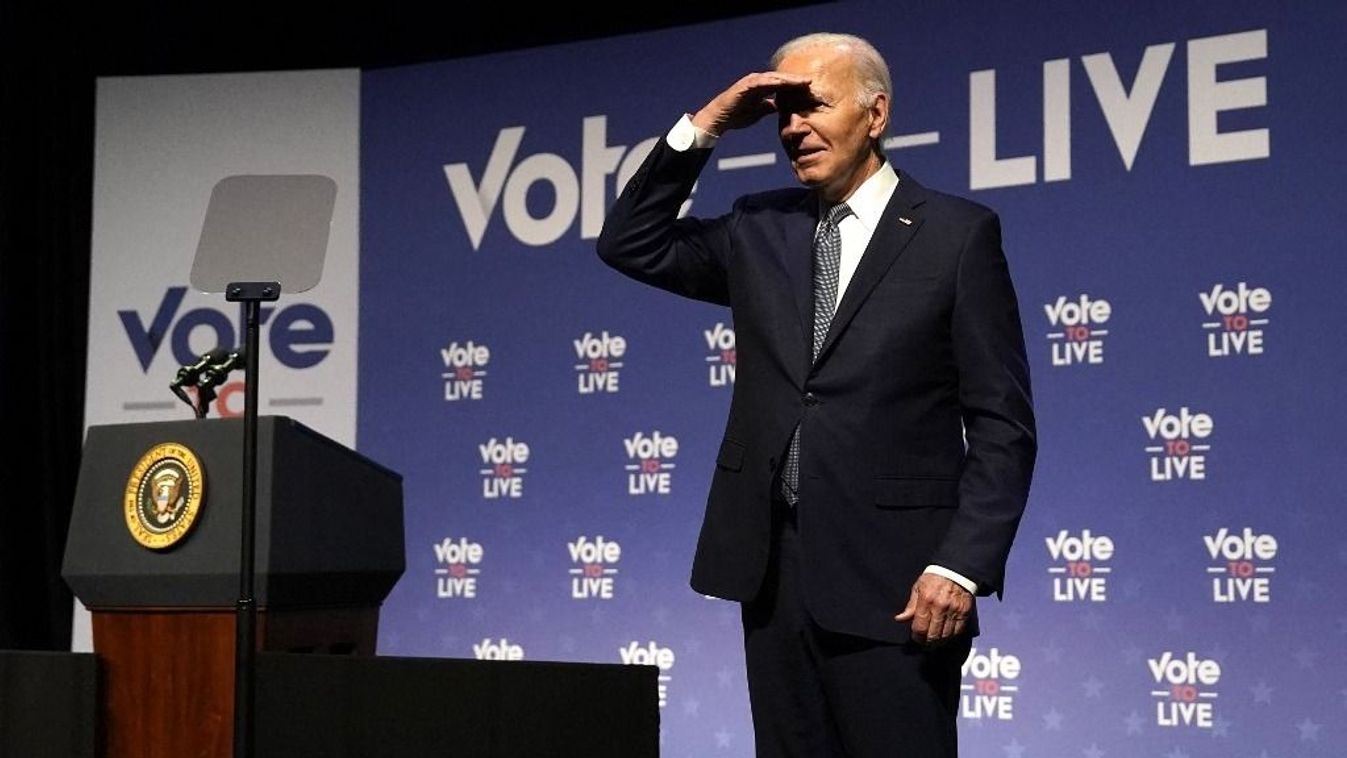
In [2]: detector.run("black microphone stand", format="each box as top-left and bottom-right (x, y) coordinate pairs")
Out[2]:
(225, 280), (279, 758)
(169, 351), (224, 419)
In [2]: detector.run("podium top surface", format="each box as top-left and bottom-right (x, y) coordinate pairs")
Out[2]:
(86, 415), (401, 481)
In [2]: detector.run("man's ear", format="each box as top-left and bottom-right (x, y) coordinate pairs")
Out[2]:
(867, 92), (889, 140)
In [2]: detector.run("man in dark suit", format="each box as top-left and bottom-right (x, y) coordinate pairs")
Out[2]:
(597, 32), (1036, 757)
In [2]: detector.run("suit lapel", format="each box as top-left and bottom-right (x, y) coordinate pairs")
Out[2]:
(814, 172), (929, 366)
(780, 193), (820, 356)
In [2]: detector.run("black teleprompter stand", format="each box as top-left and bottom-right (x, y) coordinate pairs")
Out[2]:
(225, 280), (278, 758)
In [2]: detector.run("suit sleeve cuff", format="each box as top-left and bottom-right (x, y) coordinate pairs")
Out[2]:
(666, 114), (718, 152)
(923, 565), (978, 594)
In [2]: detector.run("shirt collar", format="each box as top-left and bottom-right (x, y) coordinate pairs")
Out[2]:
(819, 160), (899, 232)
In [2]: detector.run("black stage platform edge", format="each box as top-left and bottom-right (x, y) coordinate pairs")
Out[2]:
(0, 650), (97, 758)
(256, 653), (659, 758)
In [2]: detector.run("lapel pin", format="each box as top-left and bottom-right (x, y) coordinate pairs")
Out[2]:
(898, 217), (913, 226)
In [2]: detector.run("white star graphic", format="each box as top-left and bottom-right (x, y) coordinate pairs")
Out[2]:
(1042, 707), (1063, 731)
(1082, 675), (1104, 698)
(1003, 738), (1026, 758)
(1082, 744), (1104, 758)
(1210, 715), (1231, 737)
(714, 728), (733, 748)
(1250, 680), (1273, 704)
(1123, 710), (1144, 735)
(716, 667), (735, 687)
(682, 697), (701, 717)
(1296, 717), (1321, 741)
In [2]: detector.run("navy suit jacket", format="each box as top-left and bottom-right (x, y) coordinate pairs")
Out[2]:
(597, 140), (1036, 643)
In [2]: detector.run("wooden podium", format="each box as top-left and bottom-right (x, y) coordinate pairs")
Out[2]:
(62, 416), (404, 758)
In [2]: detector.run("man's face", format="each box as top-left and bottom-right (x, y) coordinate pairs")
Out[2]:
(774, 45), (887, 202)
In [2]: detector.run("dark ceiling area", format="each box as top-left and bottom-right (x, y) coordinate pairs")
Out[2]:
(9, 2), (829, 76)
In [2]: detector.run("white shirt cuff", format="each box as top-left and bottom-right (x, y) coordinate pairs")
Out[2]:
(666, 114), (718, 152)
(923, 565), (978, 595)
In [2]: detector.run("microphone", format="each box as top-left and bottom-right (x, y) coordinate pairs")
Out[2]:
(170, 348), (231, 388)
(198, 348), (247, 388)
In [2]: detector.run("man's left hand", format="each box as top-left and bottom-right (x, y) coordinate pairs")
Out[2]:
(894, 573), (974, 647)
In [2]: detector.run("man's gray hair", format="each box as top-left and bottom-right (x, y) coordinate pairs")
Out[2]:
(769, 32), (893, 108)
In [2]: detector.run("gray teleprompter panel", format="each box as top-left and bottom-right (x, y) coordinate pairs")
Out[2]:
(190, 174), (336, 294)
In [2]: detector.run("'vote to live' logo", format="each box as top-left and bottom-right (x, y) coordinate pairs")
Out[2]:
(1149, 651), (1220, 728)
(442, 340), (490, 401)
(1044, 293), (1110, 366)
(1143, 407), (1212, 481)
(474, 637), (524, 660)
(704, 322), (736, 387)
(479, 437), (528, 499)
(1045, 529), (1113, 602)
(619, 641), (675, 708)
(574, 331), (624, 394)
(568, 535), (620, 599)
(1205, 527), (1276, 603)
(960, 647), (1020, 720)
(434, 537), (483, 599)
(624, 431), (678, 495)
(1201, 282), (1270, 357)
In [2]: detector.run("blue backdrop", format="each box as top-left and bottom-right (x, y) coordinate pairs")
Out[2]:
(359, 1), (1347, 755)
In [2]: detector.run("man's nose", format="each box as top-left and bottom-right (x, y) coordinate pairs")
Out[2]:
(779, 111), (808, 137)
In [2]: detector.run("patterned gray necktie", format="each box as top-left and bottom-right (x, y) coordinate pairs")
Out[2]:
(782, 202), (853, 505)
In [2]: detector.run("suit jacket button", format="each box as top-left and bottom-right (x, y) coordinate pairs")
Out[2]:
(803, 392), (818, 406)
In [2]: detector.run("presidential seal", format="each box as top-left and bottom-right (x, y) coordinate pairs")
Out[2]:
(124, 442), (205, 550)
